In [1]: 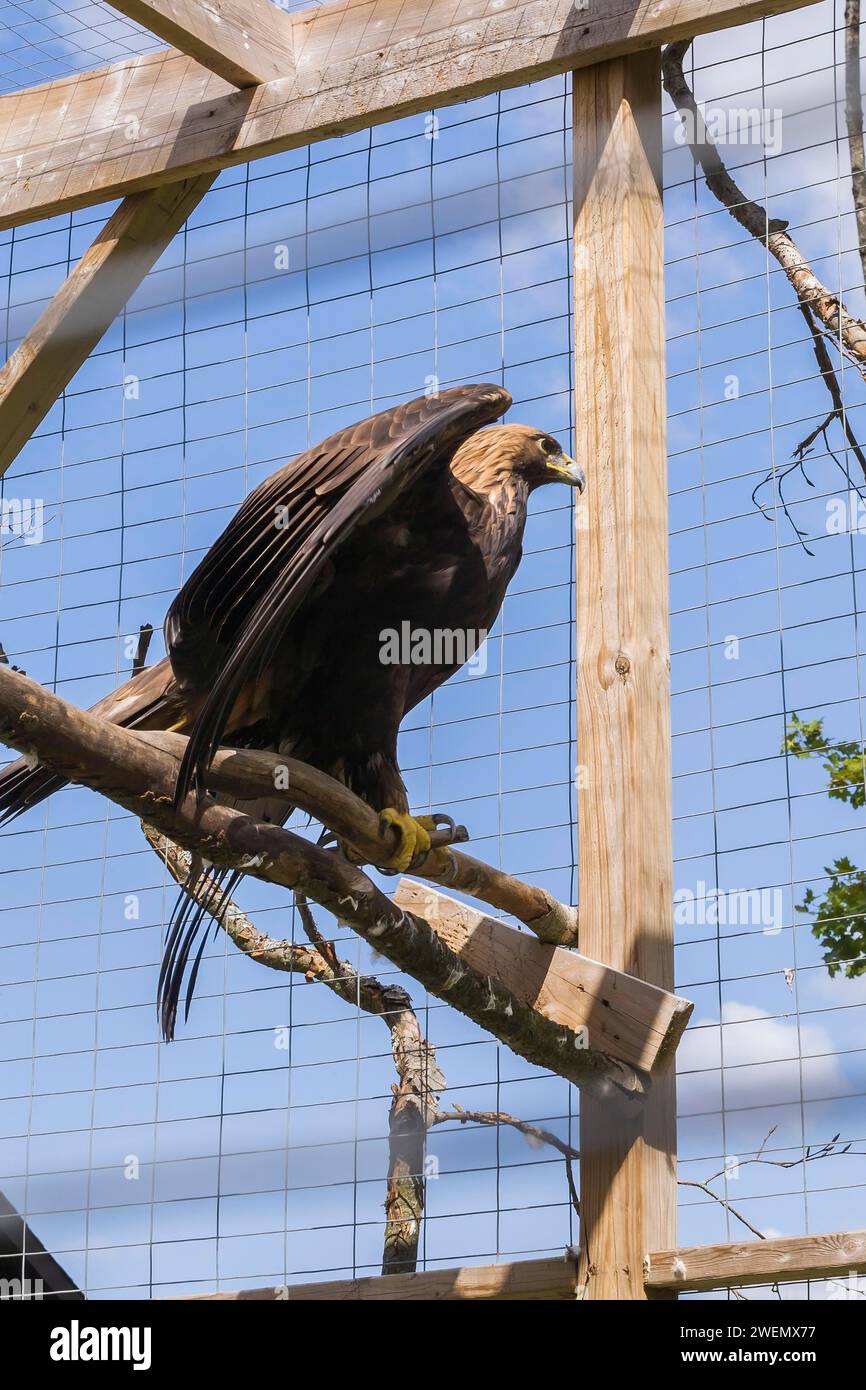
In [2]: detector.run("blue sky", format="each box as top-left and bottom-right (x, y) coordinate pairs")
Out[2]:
(1, 0), (866, 1297)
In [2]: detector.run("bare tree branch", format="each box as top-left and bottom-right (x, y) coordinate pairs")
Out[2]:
(132, 728), (579, 946)
(156, 826), (865, 1288)
(294, 896), (444, 1275)
(664, 34), (866, 547)
(847, 1), (866, 288)
(433, 1105), (580, 1220)
(0, 665), (636, 1098)
(663, 39), (866, 376)
(677, 1178), (767, 1241)
(142, 823), (444, 1275)
(681, 1127), (866, 1297)
(751, 304), (866, 544)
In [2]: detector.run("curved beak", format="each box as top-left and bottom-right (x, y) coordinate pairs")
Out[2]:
(547, 453), (586, 492)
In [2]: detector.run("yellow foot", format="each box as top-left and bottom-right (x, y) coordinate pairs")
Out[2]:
(378, 810), (452, 873)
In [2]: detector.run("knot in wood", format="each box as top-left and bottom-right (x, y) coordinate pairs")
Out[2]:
(614, 653), (631, 677)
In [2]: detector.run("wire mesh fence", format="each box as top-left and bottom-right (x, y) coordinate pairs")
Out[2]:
(0, 0), (864, 1300)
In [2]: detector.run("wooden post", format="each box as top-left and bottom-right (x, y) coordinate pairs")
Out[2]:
(573, 51), (676, 1299)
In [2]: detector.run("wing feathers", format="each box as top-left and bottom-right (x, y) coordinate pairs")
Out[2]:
(167, 385), (510, 803)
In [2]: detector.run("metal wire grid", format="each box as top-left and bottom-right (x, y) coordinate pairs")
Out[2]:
(0, 0), (322, 95)
(0, 0), (158, 93)
(0, 0), (863, 1296)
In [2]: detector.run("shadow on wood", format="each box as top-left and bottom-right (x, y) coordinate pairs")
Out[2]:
(394, 881), (692, 1075)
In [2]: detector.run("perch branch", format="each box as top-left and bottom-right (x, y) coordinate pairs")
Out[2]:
(0, 666), (635, 1098)
(131, 728), (579, 946)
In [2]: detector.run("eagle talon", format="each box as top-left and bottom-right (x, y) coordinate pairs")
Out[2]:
(377, 809), (430, 872)
(377, 809), (462, 873)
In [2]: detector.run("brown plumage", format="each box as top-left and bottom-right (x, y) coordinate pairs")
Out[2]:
(0, 384), (585, 1037)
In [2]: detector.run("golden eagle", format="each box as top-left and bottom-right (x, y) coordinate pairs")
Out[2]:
(0, 384), (584, 1035)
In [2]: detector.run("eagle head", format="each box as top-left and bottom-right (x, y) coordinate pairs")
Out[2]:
(451, 423), (587, 496)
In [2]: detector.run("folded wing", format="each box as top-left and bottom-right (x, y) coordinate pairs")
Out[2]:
(165, 384), (512, 803)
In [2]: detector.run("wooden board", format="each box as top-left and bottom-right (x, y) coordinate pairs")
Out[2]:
(182, 1254), (579, 1300)
(645, 1231), (866, 1293)
(178, 1234), (866, 1299)
(0, 0), (821, 230)
(0, 175), (214, 479)
(572, 51), (676, 1300)
(394, 881), (691, 1075)
(108, 0), (297, 86)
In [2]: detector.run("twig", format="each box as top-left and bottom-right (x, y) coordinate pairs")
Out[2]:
(433, 1105), (580, 1220)
(678, 1178), (766, 1241)
(681, 1128), (866, 1297)
(131, 623), (154, 673)
(752, 311), (866, 547)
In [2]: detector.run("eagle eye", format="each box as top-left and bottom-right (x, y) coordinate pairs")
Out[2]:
(538, 436), (557, 457)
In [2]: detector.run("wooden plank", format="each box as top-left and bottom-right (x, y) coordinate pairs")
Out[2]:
(645, 1231), (866, 1293)
(0, 0), (820, 231)
(108, 0), (296, 87)
(0, 175), (214, 479)
(178, 1233), (866, 1299)
(572, 52), (675, 1300)
(176, 1234), (866, 1295)
(180, 1254), (579, 1300)
(394, 880), (691, 1075)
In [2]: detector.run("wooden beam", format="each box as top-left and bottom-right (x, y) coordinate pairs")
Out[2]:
(108, 0), (296, 87)
(645, 1231), (866, 1294)
(572, 52), (675, 1300)
(0, 0), (820, 231)
(394, 881), (691, 1075)
(180, 1254), (580, 1300)
(177, 1233), (866, 1299)
(0, 175), (214, 479)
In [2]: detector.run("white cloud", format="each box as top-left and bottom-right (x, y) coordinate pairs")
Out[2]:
(679, 999), (844, 1111)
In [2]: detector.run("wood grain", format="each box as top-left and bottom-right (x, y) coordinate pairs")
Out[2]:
(394, 881), (691, 1075)
(0, 0), (821, 230)
(108, 0), (297, 86)
(572, 50), (676, 1300)
(181, 1253), (579, 1300)
(177, 1231), (866, 1298)
(645, 1230), (866, 1293)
